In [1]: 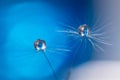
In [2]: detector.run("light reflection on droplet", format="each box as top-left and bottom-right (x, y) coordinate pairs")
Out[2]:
(34, 39), (46, 52)
(78, 24), (90, 37)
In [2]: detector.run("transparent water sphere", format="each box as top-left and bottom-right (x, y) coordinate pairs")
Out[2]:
(78, 24), (90, 37)
(34, 39), (46, 52)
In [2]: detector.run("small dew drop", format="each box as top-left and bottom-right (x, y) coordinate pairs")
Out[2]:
(34, 39), (46, 52)
(78, 24), (90, 37)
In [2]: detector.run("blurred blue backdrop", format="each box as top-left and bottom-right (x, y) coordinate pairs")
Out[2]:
(0, 0), (93, 80)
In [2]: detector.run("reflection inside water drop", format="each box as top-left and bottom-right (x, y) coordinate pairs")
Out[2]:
(78, 24), (90, 37)
(34, 39), (46, 52)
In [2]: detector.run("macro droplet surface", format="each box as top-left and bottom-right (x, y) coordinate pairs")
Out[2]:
(78, 24), (90, 37)
(34, 39), (46, 52)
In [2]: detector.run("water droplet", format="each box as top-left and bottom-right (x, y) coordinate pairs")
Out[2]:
(34, 39), (46, 52)
(78, 24), (90, 37)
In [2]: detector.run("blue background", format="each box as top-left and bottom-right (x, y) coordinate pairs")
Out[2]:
(0, 0), (93, 80)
